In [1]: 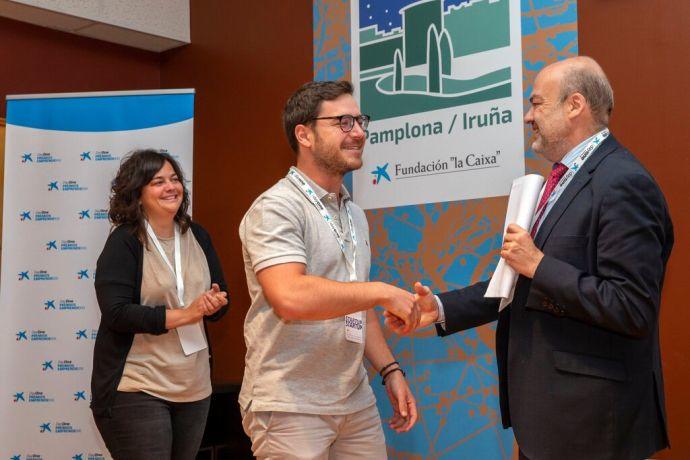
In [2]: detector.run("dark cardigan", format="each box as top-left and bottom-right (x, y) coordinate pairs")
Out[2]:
(91, 222), (229, 417)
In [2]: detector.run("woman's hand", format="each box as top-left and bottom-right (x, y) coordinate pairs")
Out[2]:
(201, 283), (228, 316)
(165, 284), (228, 329)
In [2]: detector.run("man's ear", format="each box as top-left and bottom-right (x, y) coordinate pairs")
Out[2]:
(567, 92), (587, 119)
(295, 124), (314, 150)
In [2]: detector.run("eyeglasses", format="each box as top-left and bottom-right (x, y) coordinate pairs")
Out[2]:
(310, 114), (370, 132)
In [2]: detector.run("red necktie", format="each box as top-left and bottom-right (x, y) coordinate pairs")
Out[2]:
(531, 162), (569, 237)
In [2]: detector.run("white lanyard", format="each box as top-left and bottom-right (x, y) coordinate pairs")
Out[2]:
(533, 129), (609, 230)
(287, 168), (364, 343)
(146, 221), (185, 306)
(287, 168), (358, 282)
(145, 220), (207, 355)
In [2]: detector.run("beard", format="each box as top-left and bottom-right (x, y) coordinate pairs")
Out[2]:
(530, 121), (569, 163)
(312, 132), (364, 175)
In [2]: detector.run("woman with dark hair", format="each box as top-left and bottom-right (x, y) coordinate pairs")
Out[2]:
(91, 149), (229, 459)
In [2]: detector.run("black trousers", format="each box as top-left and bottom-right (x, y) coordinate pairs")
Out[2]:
(94, 391), (211, 460)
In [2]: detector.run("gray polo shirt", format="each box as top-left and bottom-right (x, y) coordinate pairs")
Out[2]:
(238, 167), (375, 415)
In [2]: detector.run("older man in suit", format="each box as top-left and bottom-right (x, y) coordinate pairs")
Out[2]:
(386, 56), (673, 459)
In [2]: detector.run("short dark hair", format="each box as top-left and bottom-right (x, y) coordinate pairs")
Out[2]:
(282, 80), (354, 152)
(108, 149), (191, 243)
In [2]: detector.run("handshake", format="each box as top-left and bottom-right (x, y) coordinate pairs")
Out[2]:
(377, 281), (440, 335)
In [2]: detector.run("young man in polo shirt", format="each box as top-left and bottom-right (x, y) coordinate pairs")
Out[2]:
(239, 80), (418, 459)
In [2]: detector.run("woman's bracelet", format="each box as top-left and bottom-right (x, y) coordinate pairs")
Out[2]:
(378, 361), (399, 376)
(381, 367), (406, 385)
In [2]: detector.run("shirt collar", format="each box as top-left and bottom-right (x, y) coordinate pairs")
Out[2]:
(559, 129), (609, 170)
(290, 166), (351, 203)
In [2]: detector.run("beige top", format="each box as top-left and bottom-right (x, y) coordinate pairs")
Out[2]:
(238, 167), (375, 415)
(117, 228), (212, 402)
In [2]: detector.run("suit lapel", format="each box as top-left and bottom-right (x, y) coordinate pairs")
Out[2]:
(533, 135), (620, 249)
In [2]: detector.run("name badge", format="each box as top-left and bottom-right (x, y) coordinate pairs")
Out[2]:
(345, 311), (364, 343)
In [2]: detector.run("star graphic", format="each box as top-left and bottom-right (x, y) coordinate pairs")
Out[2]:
(371, 163), (391, 184)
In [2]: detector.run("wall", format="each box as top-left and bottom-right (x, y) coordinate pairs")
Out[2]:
(0, 119), (4, 251)
(578, 2), (690, 457)
(160, 0), (313, 383)
(0, 16), (160, 118)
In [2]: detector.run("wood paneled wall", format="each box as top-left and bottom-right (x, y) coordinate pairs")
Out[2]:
(578, 2), (690, 457)
(0, 17), (160, 118)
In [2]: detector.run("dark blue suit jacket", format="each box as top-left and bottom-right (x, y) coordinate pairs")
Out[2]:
(438, 135), (673, 460)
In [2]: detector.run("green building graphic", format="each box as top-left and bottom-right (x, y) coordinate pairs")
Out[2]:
(359, 0), (511, 120)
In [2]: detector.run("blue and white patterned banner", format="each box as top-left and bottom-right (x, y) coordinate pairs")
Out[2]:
(0, 90), (194, 460)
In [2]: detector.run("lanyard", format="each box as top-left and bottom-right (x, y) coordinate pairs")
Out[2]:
(532, 129), (609, 230)
(145, 221), (184, 307)
(287, 168), (358, 282)
(145, 220), (207, 355)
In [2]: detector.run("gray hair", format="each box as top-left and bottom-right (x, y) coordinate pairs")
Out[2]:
(560, 59), (614, 128)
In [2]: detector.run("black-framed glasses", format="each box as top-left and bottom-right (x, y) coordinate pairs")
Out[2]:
(310, 114), (370, 132)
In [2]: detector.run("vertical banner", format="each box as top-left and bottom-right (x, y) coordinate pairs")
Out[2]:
(0, 90), (194, 460)
(315, 0), (578, 458)
(351, 0), (524, 209)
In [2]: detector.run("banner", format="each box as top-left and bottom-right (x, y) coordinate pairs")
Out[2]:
(315, 0), (578, 457)
(0, 90), (194, 460)
(351, 0), (525, 209)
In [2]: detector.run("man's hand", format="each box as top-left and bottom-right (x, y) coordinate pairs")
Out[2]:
(378, 283), (419, 334)
(384, 369), (417, 433)
(501, 223), (544, 278)
(384, 282), (438, 334)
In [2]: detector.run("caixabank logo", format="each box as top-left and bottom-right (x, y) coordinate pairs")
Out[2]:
(38, 421), (82, 434)
(77, 268), (96, 280)
(21, 151), (61, 163)
(71, 453), (106, 460)
(77, 208), (109, 220)
(41, 359), (84, 372)
(15, 329), (57, 342)
(10, 454), (47, 460)
(47, 179), (88, 192)
(12, 391), (55, 403)
(355, 0), (511, 121)
(43, 298), (86, 311)
(80, 150), (120, 162)
(19, 210), (60, 222)
(17, 270), (58, 281)
(370, 163), (391, 185)
(45, 240), (87, 251)
(75, 329), (97, 340)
